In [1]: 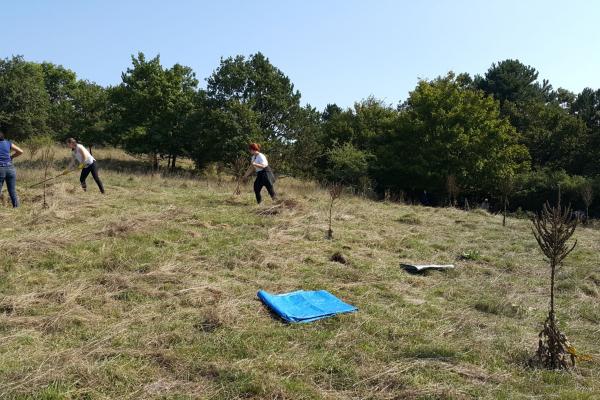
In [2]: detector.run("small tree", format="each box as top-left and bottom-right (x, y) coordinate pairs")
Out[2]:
(230, 155), (248, 196)
(327, 183), (343, 240)
(531, 196), (579, 369)
(499, 176), (515, 227)
(38, 139), (56, 208)
(446, 175), (460, 207)
(579, 182), (593, 223)
(23, 135), (48, 160)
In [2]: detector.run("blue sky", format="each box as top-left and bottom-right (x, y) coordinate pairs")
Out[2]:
(2, 0), (599, 109)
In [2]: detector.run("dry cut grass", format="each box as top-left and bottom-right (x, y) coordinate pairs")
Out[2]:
(0, 148), (599, 399)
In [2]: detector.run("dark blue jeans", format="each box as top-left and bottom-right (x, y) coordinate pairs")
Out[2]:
(0, 165), (19, 208)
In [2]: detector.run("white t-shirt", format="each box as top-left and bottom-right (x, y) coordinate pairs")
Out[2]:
(73, 144), (95, 166)
(252, 152), (268, 172)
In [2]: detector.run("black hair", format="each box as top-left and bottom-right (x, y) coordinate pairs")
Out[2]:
(0, 125), (6, 140)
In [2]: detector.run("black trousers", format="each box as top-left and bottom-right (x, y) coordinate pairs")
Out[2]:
(254, 170), (276, 204)
(80, 161), (105, 193)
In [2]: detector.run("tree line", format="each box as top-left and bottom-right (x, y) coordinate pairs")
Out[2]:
(1, 54), (599, 215)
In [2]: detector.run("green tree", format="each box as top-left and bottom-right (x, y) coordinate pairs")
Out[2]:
(322, 103), (342, 121)
(206, 52), (302, 144)
(572, 88), (600, 175)
(112, 53), (198, 169)
(324, 142), (372, 186)
(477, 60), (591, 175)
(183, 93), (261, 169)
(373, 73), (530, 197)
(475, 59), (551, 104)
(0, 56), (50, 139)
(510, 101), (588, 174)
(280, 104), (323, 177)
(69, 81), (111, 151)
(40, 62), (77, 137)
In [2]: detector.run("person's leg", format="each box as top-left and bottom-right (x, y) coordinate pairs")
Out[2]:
(89, 162), (105, 193)
(0, 167), (6, 203)
(6, 167), (19, 207)
(254, 174), (264, 204)
(80, 165), (92, 191)
(264, 173), (276, 200)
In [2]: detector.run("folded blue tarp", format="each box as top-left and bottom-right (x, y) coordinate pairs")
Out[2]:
(257, 289), (357, 323)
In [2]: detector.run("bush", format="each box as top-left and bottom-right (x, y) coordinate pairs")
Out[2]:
(23, 135), (54, 160)
(512, 169), (599, 216)
(323, 142), (372, 187)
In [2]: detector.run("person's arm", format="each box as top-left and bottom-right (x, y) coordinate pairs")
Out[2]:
(10, 143), (23, 159)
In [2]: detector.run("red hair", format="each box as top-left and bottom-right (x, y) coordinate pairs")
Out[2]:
(249, 143), (260, 152)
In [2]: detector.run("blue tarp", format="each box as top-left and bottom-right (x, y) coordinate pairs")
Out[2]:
(257, 289), (357, 323)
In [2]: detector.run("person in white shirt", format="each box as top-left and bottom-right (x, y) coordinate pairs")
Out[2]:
(242, 143), (276, 204)
(66, 138), (105, 194)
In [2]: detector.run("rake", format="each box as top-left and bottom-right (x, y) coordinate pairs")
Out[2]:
(29, 169), (74, 188)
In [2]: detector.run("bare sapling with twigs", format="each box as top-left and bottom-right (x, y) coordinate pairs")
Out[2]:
(24, 135), (45, 160)
(230, 155), (248, 196)
(446, 175), (460, 207)
(531, 194), (586, 370)
(580, 182), (593, 223)
(39, 141), (56, 209)
(327, 183), (343, 240)
(499, 176), (515, 227)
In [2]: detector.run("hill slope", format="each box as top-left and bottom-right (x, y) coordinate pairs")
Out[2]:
(1, 149), (599, 399)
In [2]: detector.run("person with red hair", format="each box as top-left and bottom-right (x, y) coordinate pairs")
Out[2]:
(243, 143), (276, 204)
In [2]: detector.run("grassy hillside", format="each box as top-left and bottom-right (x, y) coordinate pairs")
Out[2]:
(1, 148), (599, 399)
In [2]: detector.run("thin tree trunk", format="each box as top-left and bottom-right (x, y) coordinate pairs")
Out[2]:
(550, 258), (557, 368)
(586, 206), (589, 223)
(171, 154), (177, 170)
(550, 259), (556, 321)
(328, 201), (333, 239)
(43, 166), (48, 208)
(152, 152), (159, 172)
(503, 196), (507, 227)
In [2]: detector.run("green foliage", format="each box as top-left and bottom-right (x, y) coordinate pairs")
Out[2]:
(40, 62), (78, 137)
(3, 53), (600, 216)
(23, 134), (54, 159)
(206, 52), (302, 144)
(372, 73), (530, 197)
(572, 88), (600, 175)
(324, 142), (371, 186)
(475, 59), (551, 104)
(512, 169), (593, 213)
(0, 56), (50, 139)
(508, 100), (588, 174)
(184, 95), (262, 169)
(282, 105), (323, 176)
(70, 81), (111, 147)
(111, 53), (198, 165)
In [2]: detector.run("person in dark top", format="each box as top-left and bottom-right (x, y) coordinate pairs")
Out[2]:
(0, 126), (24, 208)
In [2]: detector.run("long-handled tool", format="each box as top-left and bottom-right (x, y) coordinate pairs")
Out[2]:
(29, 169), (74, 188)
